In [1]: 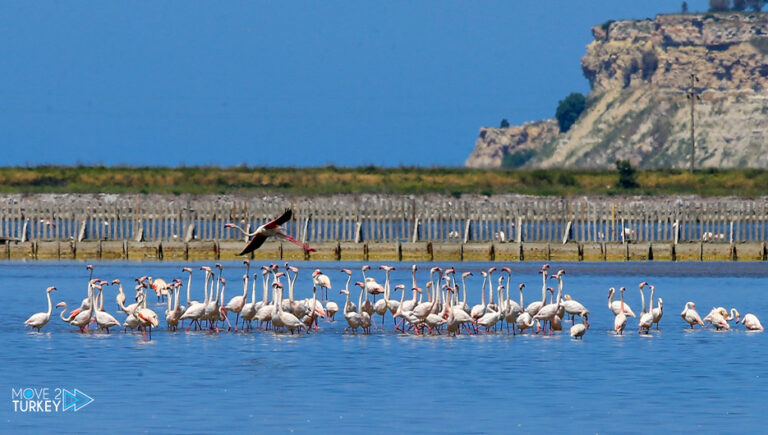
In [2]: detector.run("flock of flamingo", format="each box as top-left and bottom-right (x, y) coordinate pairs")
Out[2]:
(23, 262), (764, 338)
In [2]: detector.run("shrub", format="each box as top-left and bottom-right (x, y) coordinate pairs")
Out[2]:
(502, 149), (536, 168)
(555, 93), (587, 132)
(616, 160), (639, 188)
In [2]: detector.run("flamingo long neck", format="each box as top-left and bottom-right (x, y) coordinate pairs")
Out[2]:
(411, 268), (417, 292)
(345, 290), (352, 312)
(58, 303), (68, 321)
(555, 276), (563, 305)
(488, 271), (495, 304)
(289, 272), (297, 301)
(461, 277), (468, 304)
(519, 287), (524, 307)
(174, 283), (180, 310)
(262, 273), (270, 303)
(639, 286), (646, 314)
(242, 276), (249, 299)
(186, 273), (193, 305)
(203, 272), (210, 305)
(274, 288), (281, 313)
(608, 289), (615, 309)
(219, 281), (226, 305)
(231, 223), (257, 237)
(540, 272), (548, 305)
(649, 287), (654, 313)
(166, 288), (173, 313)
(383, 270), (391, 302)
(215, 271), (222, 303)
(45, 290), (53, 318)
(358, 286), (364, 313)
(344, 275), (352, 296)
(480, 275), (487, 306)
(620, 290), (625, 313)
(98, 285), (104, 311)
(250, 274), (258, 304)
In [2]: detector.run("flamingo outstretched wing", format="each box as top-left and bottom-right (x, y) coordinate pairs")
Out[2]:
(265, 209), (292, 229)
(238, 234), (267, 255)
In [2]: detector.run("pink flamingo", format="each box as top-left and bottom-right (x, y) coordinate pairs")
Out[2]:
(225, 209), (316, 255)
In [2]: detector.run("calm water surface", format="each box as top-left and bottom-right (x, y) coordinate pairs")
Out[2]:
(2, 261), (767, 433)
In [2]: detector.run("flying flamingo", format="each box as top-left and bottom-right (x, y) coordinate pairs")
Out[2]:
(24, 286), (57, 331)
(225, 209), (316, 255)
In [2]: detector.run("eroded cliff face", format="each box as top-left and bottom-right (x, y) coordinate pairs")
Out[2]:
(465, 13), (768, 169)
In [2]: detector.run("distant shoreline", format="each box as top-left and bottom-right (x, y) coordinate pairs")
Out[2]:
(0, 166), (766, 197)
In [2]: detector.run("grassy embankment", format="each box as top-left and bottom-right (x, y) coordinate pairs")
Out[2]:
(0, 166), (766, 196)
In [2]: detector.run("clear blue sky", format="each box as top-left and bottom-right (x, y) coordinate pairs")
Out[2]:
(0, 1), (709, 168)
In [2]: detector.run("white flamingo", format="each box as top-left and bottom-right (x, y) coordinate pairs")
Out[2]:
(681, 301), (704, 329)
(570, 314), (588, 339)
(312, 269), (332, 300)
(614, 287), (628, 335)
(741, 313), (764, 331)
(608, 287), (636, 317)
(24, 286), (57, 331)
(652, 290), (663, 330)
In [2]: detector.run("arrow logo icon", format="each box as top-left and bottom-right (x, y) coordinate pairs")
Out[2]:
(62, 388), (94, 412)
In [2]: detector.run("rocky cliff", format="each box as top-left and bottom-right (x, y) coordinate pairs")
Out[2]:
(465, 13), (768, 169)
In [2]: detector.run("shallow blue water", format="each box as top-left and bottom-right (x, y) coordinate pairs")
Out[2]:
(2, 260), (767, 433)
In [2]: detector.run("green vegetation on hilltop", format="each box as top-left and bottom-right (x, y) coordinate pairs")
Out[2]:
(0, 166), (766, 197)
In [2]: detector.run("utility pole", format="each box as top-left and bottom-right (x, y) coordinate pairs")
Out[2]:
(687, 73), (699, 173)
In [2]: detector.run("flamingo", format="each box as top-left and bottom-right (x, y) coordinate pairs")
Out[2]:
(533, 270), (564, 335)
(147, 276), (170, 302)
(239, 271), (260, 330)
(273, 282), (305, 334)
(525, 265), (549, 317)
(93, 285), (120, 333)
(340, 287), (362, 333)
(741, 313), (764, 331)
(652, 292), (663, 330)
(180, 268), (211, 331)
(70, 281), (96, 332)
(254, 271), (276, 330)
(361, 265), (384, 302)
(681, 302), (704, 329)
(312, 269), (332, 300)
(401, 265), (420, 314)
(354, 281), (373, 333)
(225, 209), (316, 255)
(703, 307), (731, 331)
(135, 284), (160, 337)
(570, 314), (588, 339)
(225, 261), (251, 331)
(470, 271), (488, 320)
(608, 287), (636, 317)
(24, 286), (57, 331)
(638, 282), (654, 334)
(614, 287), (628, 335)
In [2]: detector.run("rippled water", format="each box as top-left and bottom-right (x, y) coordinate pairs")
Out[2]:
(2, 260), (767, 432)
